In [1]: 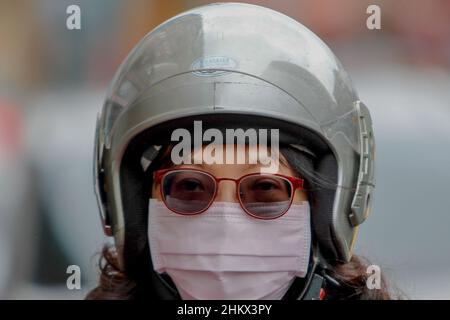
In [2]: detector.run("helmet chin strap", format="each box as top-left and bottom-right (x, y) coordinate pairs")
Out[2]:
(151, 271), (181, 300)
(282, 240), (341, 300)
(294, 256), (328, 300)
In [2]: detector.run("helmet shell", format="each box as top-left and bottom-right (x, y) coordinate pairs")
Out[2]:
(94, 2), (375, 269)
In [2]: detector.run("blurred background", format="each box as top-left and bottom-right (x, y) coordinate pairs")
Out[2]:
(0, 0), (449, 299)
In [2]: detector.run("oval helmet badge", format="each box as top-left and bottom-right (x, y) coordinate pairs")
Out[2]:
(191, 56), (237, 77)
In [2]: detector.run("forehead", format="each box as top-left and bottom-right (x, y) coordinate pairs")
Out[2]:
(179, 143), (294, 175)
(188, 143), (282, 161)
(190, 143), (270, 153)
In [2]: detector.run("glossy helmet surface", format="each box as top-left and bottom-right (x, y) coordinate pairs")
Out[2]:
(94, 3), (375, 275)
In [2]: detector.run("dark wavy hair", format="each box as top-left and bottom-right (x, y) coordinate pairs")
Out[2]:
(87, 144), (399, 300)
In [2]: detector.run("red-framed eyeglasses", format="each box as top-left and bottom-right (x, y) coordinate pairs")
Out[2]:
(153, 168), (304, 220)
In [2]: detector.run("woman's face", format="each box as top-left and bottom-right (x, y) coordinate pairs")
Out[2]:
(151, 144), (308, 204)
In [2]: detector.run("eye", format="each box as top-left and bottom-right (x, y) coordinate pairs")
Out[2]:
(176, 178), (205, 192)
(251, 179), (280, 191)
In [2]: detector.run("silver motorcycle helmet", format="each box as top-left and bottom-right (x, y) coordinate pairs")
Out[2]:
(93, 2), (375, 298)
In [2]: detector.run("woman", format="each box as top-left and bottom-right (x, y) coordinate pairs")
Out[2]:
(88, 3), (393, 299)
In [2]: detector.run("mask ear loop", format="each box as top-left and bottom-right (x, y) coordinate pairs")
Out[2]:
(281, 234), (342, 300)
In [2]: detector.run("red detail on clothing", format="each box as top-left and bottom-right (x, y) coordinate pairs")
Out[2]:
(319, 288), (326, 300)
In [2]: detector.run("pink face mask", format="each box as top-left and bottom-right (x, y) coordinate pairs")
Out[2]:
(148, 199), (311, 300)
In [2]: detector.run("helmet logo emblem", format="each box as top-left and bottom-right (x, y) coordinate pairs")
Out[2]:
(191, 56), (237, 77)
